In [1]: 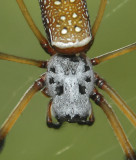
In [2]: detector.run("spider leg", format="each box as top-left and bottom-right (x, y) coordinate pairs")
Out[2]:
(78, 110), (95, 126)
(46, 99), (62, 129)
(94, 73), (136, 127)
(41, 88), (51, 98)
(91, 42), (136, 65)
(92, 0), (107, 38)
(16, 0), (56, 55)
(91, 88), (136, 160)
(0, 52), (48, 68)
(0, 74), (46, 151)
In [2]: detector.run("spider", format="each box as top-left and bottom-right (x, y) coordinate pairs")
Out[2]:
(0, 0), (136, 159)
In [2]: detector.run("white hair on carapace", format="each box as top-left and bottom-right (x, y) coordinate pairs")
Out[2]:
(45, 54), (94, 122)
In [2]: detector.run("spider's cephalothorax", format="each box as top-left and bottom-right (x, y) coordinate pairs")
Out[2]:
(45, 54), (94, 124)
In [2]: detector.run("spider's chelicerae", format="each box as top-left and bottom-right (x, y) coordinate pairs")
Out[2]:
(0, 0), (136, 159)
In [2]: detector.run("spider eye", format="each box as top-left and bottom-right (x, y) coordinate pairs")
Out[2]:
(79, 84), (86, 94)
(85, 77), (91, 82)
(56, 85), (64, 96)
(49, 77), (55, 84)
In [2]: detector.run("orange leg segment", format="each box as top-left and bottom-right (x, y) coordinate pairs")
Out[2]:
(92, 0), (107, 38)
(16, 0), (56, 55)
(91, 88), (136, 160)
(46, 100), (62, 129)
(0, 74), (46, 151)
(95, 73), (136, 127)
(91, 42), (136, 65)
(0, 52), (48, 68)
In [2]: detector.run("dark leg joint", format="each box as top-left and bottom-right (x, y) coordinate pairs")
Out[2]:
(46, 119), (62, 129)
(90, 58), (100, 66)
(78, 116), (95, 126)
(39, 61), (48, 68)
(41, 88), (50, 98)
(40, 43), (56, 56)
(46, 100), (62, 129)
(125, 151), (136, 160)
(94, 72), (107, 89)
(90, 88), (104, 105)
(0, 137), (5, 152)
(34, 74), (46, 90)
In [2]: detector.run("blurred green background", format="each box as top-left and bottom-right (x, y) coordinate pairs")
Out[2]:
(0, 0), (136, 160)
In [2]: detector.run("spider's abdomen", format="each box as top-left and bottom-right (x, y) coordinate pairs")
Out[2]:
(45, 54), (94, 122)
(39, 0), (92, 55)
